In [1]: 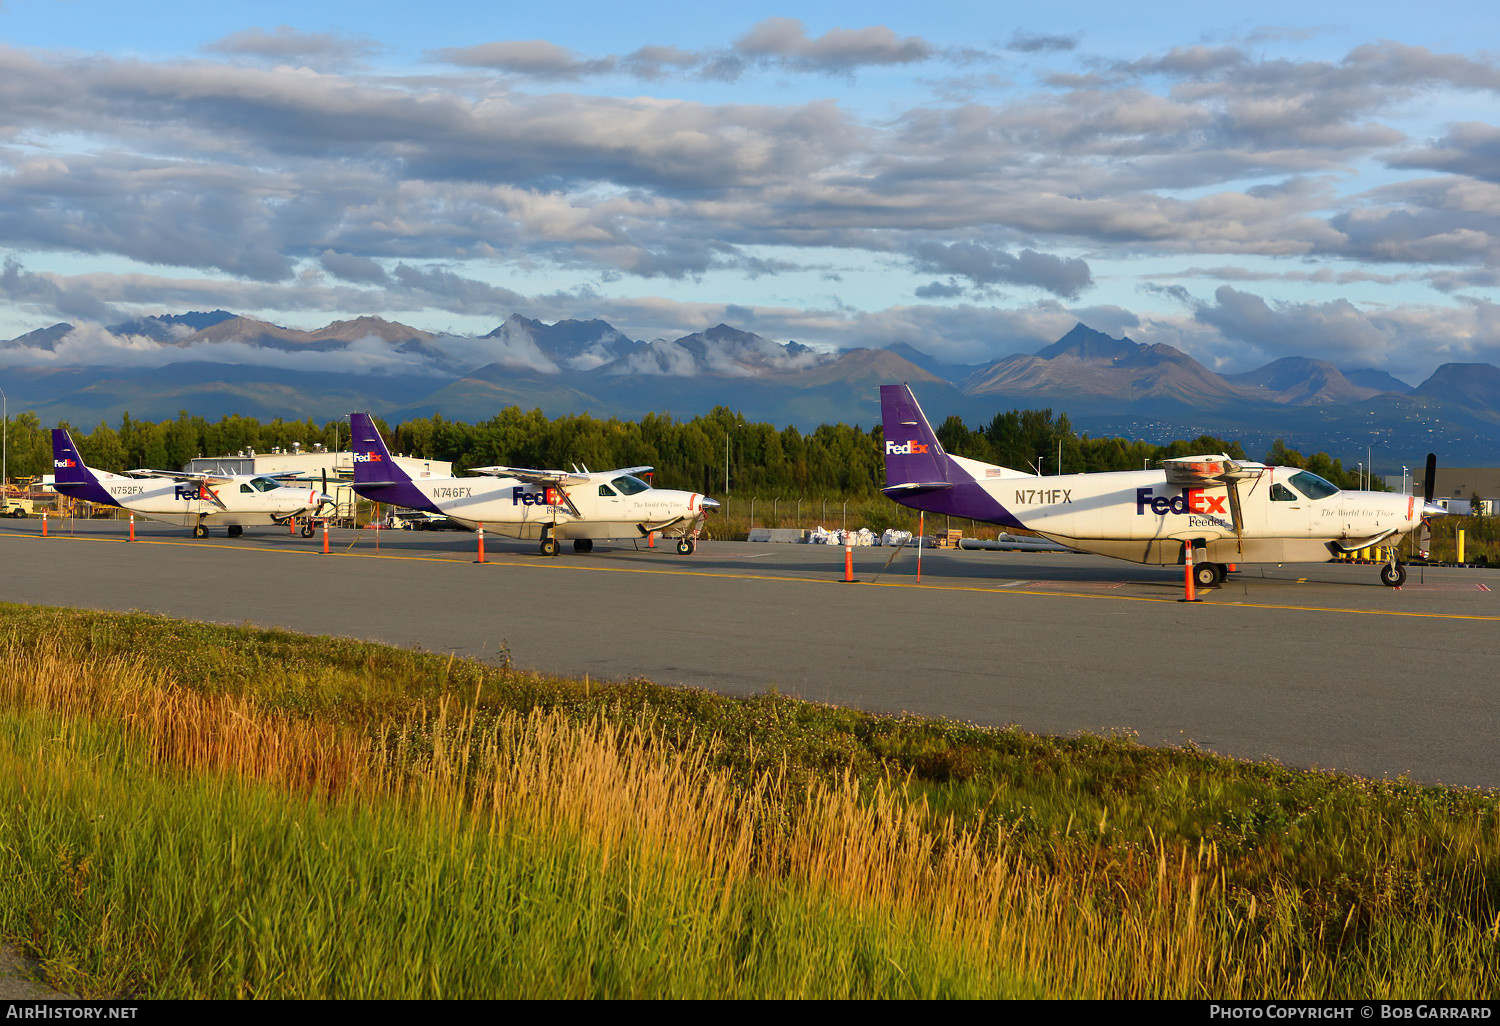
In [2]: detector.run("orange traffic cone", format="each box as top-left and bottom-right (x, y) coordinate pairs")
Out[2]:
(1180, 540), (1203, 603)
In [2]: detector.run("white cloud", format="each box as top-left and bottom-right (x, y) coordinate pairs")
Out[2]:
(0, 26), (1496, 384)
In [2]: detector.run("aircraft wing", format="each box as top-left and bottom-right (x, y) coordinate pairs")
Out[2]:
(126, 469), (232, 485)
(467, 465), (592, 486)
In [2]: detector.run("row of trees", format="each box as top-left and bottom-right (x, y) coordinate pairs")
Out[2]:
(932, 409), (1369, 489)
(2, 405), (1369, 495)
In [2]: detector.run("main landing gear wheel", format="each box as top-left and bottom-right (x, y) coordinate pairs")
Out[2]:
(1193, 561), (1224, 588)
(572, 539), (593, 553)
(677, 538), (696, 555)
(193, 523), (208, 539)
(300, 520), (315, 538)
(227, 525), (243, 539)
(1380, 562), (1407, 588)
(540, 537), (558, 557)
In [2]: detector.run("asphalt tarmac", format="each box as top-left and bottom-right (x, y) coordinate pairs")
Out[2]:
(4, 516), (1498, 788)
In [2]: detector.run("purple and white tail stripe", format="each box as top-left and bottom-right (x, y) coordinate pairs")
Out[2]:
(348, 413), (442, 513)
(878, 384), (1025, 530)
(50, 429), (119, 507)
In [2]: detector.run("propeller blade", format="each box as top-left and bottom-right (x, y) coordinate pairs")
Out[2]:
(318, 467), (336, 517)
(1424, 453), (1437, 506)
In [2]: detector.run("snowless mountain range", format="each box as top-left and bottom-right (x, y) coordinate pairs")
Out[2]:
(3, 312), (1498, 463)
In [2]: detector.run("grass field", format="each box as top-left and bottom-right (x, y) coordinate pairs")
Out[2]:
(2, 603), (1497, 998)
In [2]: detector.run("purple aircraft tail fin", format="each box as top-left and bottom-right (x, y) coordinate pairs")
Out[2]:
(877, 384), (1026, 530)
(879, 384), (954, 494)
(348, 413), (441, 512)
(50, 429), (119, 506)
(349, 412), (410, 487)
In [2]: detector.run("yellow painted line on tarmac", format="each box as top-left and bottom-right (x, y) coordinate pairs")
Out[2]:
(8, 530), (1499, 623)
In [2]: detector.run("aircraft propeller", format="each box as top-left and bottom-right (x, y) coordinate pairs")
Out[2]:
(1419, 452), (1438, 556)
(317, 468), (337, 518)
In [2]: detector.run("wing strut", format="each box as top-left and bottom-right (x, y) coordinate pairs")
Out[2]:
(1214, 460), (1265, 557)
(1225, 478), (1245, 555)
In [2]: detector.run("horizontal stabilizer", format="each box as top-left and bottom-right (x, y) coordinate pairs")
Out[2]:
(882, 481), (954, 494)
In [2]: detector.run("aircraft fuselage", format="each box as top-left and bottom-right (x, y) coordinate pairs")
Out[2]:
(937, 455), (1423, 566)
(356, 475), (709, 540)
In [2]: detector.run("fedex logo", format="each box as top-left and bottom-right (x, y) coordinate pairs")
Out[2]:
(513, 486), (564, 506)
(1136, 487), (1228, 516)
(352, 452), (383, 463)
(885, 440), (930, 456)
(54, 459), (76, 468)
(174, 484), (201, 501)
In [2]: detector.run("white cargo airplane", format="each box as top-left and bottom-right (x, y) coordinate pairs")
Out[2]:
(880, 384), (1447, 587)
(348, 412), (718, 554)
(50, 428), (334, 538)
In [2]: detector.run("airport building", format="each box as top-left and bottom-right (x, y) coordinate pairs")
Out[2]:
(1408, 466), (1500, 516)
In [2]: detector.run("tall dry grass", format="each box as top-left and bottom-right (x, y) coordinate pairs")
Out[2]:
(4, 630), (1498, 998)
(2, 638), (1245, 997)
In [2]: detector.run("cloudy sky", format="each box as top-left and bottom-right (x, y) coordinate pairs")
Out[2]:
(1, 0), (1498, 383)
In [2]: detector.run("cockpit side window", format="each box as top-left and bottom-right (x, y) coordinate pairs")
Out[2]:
(611, 475), (651, 495)
(1288, 471), (1340, 500)
(598, 484), (617, 497)
(240, 483), (255, 494)
(1270, 483), (1297, 502)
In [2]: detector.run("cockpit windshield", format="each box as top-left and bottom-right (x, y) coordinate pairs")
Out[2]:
(249, 476), (281, 492)
(611, 475), (651, 495)
(1287, 471), (1340, 500)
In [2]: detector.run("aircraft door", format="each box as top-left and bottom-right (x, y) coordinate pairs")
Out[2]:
(1265, 476), (1313, 535)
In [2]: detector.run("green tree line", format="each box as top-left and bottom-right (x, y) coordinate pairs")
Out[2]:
(2, 405), (1370, 495)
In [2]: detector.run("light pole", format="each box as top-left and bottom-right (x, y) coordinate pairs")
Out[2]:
(1, 383), (7, 498)
(1367, 439), (1386, 491)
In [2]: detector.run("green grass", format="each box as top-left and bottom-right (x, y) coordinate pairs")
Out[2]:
(3, 707), (1040, 998)
(2, 602), (1499, 998)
